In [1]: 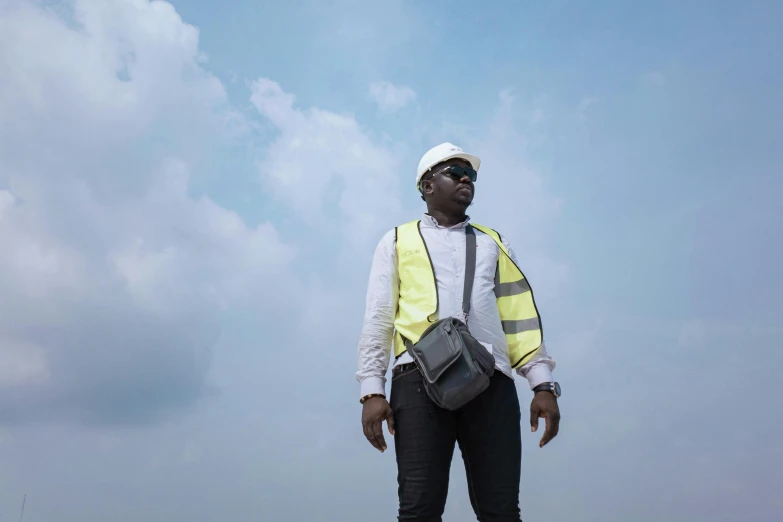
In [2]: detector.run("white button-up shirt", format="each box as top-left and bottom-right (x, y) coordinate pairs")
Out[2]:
(357, 214), (556, 398)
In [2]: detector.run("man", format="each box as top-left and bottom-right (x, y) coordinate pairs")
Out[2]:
(357, 142), (561, 521)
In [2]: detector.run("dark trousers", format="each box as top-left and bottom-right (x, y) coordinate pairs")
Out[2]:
(390, 364), (523, 522)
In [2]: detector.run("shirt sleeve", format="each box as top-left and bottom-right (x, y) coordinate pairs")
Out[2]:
(356, 229), (399, 399)
(500, 233), (557, 389)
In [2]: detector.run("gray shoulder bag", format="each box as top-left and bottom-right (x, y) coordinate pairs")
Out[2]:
(406, 225), (496, 410)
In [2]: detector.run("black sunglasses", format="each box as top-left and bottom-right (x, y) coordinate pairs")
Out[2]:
(432, 165), (478, 183)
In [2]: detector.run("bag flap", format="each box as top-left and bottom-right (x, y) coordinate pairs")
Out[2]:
(410, 319), (463, 384)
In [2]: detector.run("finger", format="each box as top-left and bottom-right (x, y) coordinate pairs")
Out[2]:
(539, 413), (561, 448)
(373, 421), (387, 452)
(530, 407), (540, 433)
(386, 411), (396, 436)
(363, 422), (383, 452)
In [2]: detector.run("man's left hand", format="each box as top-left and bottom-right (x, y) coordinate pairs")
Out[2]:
(530, 391), (560, 448)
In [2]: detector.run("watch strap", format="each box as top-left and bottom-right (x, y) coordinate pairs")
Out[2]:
(533, 382), (560, 397)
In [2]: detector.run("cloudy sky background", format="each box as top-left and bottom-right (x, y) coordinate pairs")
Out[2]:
(1, 0), (781, 520)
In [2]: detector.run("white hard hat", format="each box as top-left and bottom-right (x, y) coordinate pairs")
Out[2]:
(416, 142), (481, 191)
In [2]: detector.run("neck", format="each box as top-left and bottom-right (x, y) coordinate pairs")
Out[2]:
(427, 207), (467, 228)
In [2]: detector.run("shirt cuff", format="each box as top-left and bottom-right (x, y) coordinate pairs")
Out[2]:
(359, 376), (386, 399)
(522, 364), (554, 390)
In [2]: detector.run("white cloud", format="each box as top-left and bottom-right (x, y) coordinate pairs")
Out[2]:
(369, 80), (417, 112)
(462, 90), (569, 301)
(0, 0), (294, 425)
(0, 191), (14, 216)
(252, 78), (408, 250)
(577, 96), (600, 117)
(642, 70), (667, 87)
(0, 339), (49, 387)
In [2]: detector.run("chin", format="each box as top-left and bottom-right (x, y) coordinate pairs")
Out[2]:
(455, 194), (474, 206)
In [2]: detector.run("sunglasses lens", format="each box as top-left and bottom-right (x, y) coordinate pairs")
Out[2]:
(448, 166), (477, 182)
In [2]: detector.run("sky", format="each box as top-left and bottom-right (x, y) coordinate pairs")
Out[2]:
(0, 0), (781, 520)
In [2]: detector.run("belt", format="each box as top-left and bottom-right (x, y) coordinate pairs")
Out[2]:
(392, 362), (417, 376)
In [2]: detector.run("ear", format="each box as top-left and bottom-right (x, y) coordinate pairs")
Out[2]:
(421, 179), (434, 196)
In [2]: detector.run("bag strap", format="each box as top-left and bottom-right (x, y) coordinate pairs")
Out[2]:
(463, 225), (477, 324)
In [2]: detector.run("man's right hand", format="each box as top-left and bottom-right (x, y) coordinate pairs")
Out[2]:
(361, 396), (395, 453)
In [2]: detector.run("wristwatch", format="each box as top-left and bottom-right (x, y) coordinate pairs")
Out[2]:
(533, 382), (561, 398)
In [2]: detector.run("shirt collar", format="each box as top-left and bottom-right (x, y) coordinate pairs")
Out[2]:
(421, 213), (471, 230)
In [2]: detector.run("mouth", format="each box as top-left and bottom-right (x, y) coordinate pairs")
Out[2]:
(458, 185), (473, 194)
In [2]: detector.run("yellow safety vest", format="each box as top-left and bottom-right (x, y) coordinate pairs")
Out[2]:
(393, 219), (543, 369)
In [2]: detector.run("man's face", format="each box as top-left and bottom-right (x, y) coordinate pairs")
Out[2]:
(420, 158), (477, 210)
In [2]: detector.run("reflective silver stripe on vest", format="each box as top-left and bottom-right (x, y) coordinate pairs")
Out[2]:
(494, 262), (531, 298)
(494, 278), (530, 297)
(502, 318), (541, 334)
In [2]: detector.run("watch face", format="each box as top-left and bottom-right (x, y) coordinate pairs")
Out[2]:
(553, 382), (561, 397)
